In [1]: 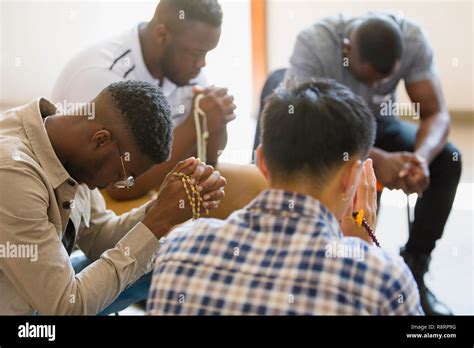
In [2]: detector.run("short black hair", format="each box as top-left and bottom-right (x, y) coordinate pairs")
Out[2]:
(354, 17), (404, 75)
(107, 80), (173, 164)
(260, 79), (376, 184)
(156, 0), (223, 29)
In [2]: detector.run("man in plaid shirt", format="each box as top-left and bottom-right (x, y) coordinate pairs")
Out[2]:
(147, 80), (423, 315)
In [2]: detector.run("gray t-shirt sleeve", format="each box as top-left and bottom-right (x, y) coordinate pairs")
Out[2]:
(286, 30), (327, 85)
(403, 25), (436, 84)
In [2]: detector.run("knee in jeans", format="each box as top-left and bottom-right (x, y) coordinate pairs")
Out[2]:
(433, 143), (462, 180)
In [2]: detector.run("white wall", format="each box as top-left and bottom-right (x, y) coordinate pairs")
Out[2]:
(0, 0), (254, 164)
(1, 1), (156, 103)
(205, 0), (254, 164)
(267, 0), (474, 111)
(1, 0), (472, 165)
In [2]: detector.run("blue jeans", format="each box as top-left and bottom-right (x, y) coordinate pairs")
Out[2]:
(71, 255), (152, 315)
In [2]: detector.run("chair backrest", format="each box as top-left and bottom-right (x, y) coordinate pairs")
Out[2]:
(252, 68), (287, 162)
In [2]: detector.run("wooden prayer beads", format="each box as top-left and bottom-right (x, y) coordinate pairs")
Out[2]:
(173, 172), (209, 220)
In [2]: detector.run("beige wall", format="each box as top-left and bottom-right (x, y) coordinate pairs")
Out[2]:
(266, 0), (474, 111)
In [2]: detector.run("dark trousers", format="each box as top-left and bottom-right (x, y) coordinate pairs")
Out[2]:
(374, 117), (462, 255)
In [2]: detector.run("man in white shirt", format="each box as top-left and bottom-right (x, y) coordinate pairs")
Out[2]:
(52, 0), (235, 202)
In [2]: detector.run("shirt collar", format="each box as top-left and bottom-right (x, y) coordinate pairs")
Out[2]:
(246, 188), (342, 238)
(21, 98), (74, 189)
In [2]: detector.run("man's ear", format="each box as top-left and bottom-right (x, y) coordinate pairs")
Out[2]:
(91, 129), (113, 150)
(256, 144), (270, 180)
(154, 23), (172, 48)
(341, 158), (363, 198)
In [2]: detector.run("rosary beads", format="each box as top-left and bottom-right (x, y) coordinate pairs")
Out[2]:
(352, 209), (380, 247)
(174, 172), (209, 220)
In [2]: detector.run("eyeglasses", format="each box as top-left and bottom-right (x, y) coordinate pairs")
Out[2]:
(113, 139), (135, 189)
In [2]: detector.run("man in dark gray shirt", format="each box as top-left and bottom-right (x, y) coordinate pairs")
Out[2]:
(286, 13), (461, 315)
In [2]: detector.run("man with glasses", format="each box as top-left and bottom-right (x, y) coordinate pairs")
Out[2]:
(0, 80), (226, 315)
(52, 0), (236, 201)
(285, 13), (461, 315)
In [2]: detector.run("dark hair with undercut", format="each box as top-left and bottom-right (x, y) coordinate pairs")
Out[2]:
(155, 0), (223, 30)
(354, 17), (404, 75)
(260, 79), (376, 184)
(107, 80), (173, 164)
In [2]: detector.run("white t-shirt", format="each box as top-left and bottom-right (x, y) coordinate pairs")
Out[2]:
(51, 23), (209, 127)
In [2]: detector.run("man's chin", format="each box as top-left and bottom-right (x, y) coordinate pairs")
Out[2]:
(167, 75), (191, 87)
(173, 80), (189, 87)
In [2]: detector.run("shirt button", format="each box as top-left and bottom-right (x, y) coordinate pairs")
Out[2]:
(67, 179), (76, 186)
(62, 200), (75, 209)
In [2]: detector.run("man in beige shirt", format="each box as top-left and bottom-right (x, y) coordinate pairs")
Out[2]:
(0, 80), (226, 315)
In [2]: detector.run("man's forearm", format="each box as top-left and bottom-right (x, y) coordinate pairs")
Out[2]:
(415, 111), (450, 164)
(206, 126), (228, 166)
(405, 78), (451, 164)
(368, 112), (450, 169)
(368, 147), (386, 168)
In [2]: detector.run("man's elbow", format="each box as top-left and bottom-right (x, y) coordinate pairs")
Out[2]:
(437, 108), (451, 139)
(206, 153), (219, 166)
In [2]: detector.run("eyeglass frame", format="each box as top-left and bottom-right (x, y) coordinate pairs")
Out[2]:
(112, 138), (135, 189)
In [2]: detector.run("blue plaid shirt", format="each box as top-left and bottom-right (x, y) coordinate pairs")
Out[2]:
(147, 189), (423, 315)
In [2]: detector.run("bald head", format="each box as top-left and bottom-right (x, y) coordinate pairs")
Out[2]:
(153, 0), (223, 33)
(352, 16), (404, 75)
